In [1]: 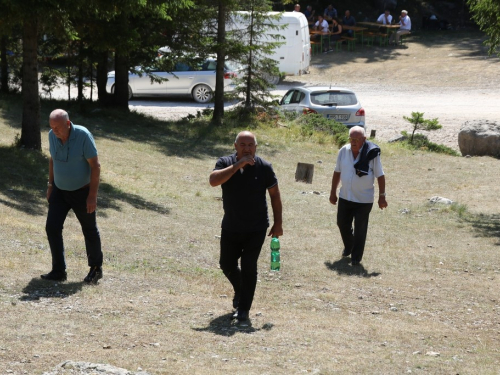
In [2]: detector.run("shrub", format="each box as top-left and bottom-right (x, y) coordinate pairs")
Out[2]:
(402, 111), (442, 144)
(400, 131), (459, 156)
(294, 113), (349, 147)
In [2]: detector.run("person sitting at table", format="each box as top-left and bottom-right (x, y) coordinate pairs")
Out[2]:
(314, 14), (331, 52)
(304, 5), (316, 22)
(342, 10), (356, 37)
(330, 17), (343, 43)
(324, 4), (337, 20)
(377, 9), (393, 25)
(389, 10), (411, 45)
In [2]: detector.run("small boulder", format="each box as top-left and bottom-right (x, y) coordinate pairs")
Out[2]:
(458, 120), (500, 157)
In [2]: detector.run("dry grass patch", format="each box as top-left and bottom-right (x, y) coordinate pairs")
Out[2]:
(1, 99), (499, 374)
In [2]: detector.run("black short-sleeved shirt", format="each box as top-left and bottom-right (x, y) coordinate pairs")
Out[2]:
(214, 153), (278, 232)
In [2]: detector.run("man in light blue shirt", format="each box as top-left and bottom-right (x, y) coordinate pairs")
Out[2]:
(329, 126), (388, 266)
(42, 109), (103, 283)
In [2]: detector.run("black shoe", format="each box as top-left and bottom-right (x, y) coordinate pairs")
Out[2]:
(41, 270), (67, 281)
(232, 292), (241, 309)
(232, 309), (249, 321)
(84, 266), (102, 283)
(342, 250), (351, 257)
(351, 260), (361, 266)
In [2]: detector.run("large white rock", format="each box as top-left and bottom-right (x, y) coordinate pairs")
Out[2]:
(458, 120), (500, 157)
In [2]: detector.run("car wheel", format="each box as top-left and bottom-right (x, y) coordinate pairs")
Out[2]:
(192, 84), (213, 103)
(263, 73), (280, 85)
(111, 84), (133, 100)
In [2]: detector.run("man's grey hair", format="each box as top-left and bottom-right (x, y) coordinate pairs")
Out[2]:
(349, 126), (366, 136)
(235, 131), (258, 145)
(49, 109), (69, 122)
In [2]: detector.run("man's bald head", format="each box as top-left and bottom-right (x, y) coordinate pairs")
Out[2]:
(49, 109), (70, 123)
(235, 131), (257, 145)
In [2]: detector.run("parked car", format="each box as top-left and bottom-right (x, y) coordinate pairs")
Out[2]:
(278, 86), (365, 127)
(106, 58), (239, 103)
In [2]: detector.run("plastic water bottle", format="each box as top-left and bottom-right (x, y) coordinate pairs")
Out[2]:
(270, 237), (281, 271)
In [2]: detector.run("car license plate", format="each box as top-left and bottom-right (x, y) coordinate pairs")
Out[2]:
(327, 114), (349, 121)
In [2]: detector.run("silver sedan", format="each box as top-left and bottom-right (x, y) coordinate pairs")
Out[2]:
(106, 59), (238, 103)
(278, 86), (365, 127)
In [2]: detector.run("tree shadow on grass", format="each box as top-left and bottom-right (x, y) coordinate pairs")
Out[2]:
(192, 312), (274, 336)
(20, 278), (84, 301)
(463, 213), (500, 245)
(0, 145), (170, 217)
(0, 146), (49, 216)
(75, 105), (234, 160)
(325, 257), (381, 278)
(98, 182), (170, 217)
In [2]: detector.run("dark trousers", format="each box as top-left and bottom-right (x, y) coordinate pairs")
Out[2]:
(46, 185), (102, 272)
(337, 198), (373, 263)
(219, 229), (267, 311)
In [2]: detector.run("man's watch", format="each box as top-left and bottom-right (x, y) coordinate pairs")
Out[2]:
(379, 192), (386, 197)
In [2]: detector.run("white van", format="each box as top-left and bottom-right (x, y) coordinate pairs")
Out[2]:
(227, 11), (311, 84)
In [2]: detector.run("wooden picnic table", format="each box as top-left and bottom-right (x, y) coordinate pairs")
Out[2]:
(357, 22), (400, 42)
(357, 22), (400, 32)
(309, 30), (333, 52)
(341, 25), (368, 44)
(309, 30), (356, 52)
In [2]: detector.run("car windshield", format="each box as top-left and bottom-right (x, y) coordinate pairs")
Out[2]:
(310, 92), (357, 106)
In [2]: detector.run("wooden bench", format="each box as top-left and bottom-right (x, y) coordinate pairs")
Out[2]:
(342, 36), (356, 51)
(399, 32), (411, 46)
(310, 41), (322, 55)
(364, 32), (377, 47)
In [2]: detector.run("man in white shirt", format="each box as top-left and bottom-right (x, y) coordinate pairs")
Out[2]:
(329, 126), (388, 265)
(390, 10), (411, 45)
(314, 14), (331, 52)
(377, 9), (392, 25)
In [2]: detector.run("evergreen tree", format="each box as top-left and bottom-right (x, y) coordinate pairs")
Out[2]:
(403, 112), (442, 144)
(227, 0), (284, 110)
(468, 0), (500, 56)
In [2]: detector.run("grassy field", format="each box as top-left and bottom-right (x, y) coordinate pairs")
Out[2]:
(0, 95), (499, 375)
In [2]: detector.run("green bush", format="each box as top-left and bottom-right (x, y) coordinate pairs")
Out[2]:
(294, 114), (349, 147)
(400, 131), (459, 156)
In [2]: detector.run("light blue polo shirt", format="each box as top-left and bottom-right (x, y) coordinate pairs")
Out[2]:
(49, 123), (98, 191)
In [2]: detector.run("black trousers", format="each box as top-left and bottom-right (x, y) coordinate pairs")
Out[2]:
(337, 198), (373, 263)
(219, 229), (267, 311)
(46, 185), (102, 272)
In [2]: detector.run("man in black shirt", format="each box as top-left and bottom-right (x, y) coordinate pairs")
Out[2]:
(210, 131), (283, 321)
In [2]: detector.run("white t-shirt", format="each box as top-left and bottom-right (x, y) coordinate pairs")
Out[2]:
(400, 15), (411, 30)
(334, 143), (384, 203)
(377, 13), (393, 25)
(315, 19), (329, 33)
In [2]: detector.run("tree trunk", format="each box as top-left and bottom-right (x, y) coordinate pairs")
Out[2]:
(244, 7), (255, 109)
(20, 20), (41, 150)
(96, 50), (113, 106)
(212, 1), (227, 126)
(77, 39), (84, 102)
(114, 51), (130, 110)
(1, 35), (8, 93)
